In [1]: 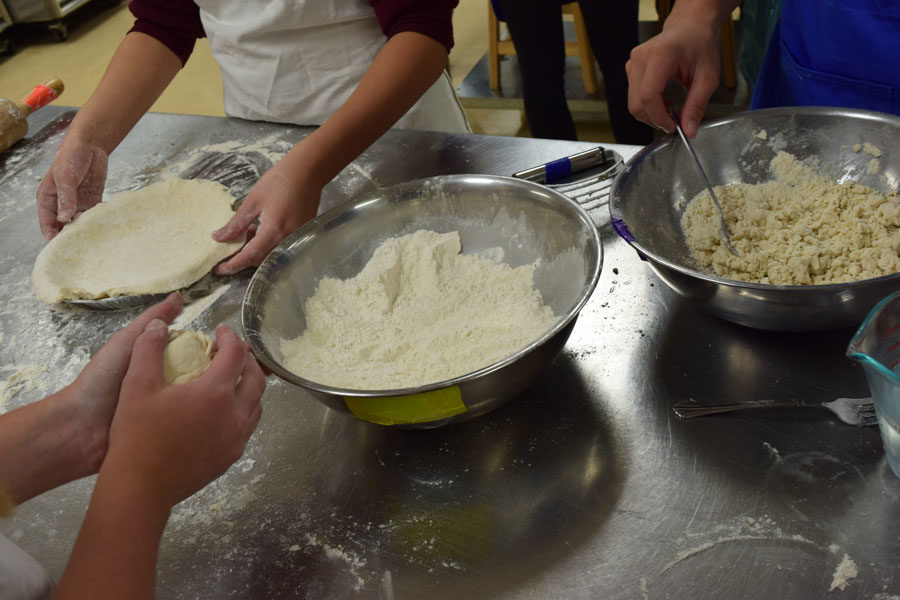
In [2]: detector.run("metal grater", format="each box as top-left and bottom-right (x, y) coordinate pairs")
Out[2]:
(512, 146), (624, 223)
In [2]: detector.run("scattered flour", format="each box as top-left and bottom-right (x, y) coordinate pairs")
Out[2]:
(640, 576), (650, 599)
(682, 151), (900, 285)
(762, 441), (782, 462)
(304, 533), (367, 591)
(829, 553), (858, 591)
(279, 230), (557, 389)
(171, 283), (230, 329)
(0, 364), (50, 413)
(655, 513), (866, 597)
(177, 133), (292, 169)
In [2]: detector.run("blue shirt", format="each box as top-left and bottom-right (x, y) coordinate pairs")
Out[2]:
(751, 0), (900, 115)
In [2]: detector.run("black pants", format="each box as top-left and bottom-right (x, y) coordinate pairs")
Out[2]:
(498, 0), (654, 144)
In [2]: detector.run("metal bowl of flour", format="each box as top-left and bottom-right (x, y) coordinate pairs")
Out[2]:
(609, 106), (900, 331)
(242, 174), (602, 428)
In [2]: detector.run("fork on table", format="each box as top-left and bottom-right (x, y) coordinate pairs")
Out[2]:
(672, 397), (878, 427)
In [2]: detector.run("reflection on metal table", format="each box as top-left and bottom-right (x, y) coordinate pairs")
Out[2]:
(1, 107), (898, 599)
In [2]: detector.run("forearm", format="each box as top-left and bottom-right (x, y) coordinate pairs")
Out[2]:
(67, 31), (182, 154)
(208, 30), (454, 273)
(53, 467), (170, 600)
(0, 390), (94, 505)
(664, 0), (741, 31)
(278, 31), (448, 189)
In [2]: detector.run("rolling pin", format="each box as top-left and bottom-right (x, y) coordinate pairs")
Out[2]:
(0, 78), (65, 153)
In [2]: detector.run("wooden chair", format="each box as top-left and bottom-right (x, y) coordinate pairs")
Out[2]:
(656, 0), (737, 88)
(487, 2), (599, 94)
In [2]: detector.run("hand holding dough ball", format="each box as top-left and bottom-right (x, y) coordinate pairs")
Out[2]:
(106, 321), (266, 511)
(163, 330), (215, 384)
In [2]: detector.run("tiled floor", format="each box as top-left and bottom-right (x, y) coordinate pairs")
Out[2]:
(0, 0), (737, 144)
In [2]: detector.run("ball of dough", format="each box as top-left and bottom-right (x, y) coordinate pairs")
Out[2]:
(163, 329), (215, 384)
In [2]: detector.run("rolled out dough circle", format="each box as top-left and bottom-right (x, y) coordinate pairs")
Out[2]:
(32, 178), (244, 303)
(164, 329), (215, 384)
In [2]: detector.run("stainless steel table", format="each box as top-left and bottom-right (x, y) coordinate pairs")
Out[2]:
(2, 107), (898, 599)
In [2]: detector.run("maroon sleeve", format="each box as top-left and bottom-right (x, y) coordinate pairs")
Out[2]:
(127, 0), (206, 67)
(369, 0), (458, 53)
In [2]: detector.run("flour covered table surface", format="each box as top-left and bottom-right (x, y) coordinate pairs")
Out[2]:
(31, 177), (244, 305)
(5, 107), (899, 600)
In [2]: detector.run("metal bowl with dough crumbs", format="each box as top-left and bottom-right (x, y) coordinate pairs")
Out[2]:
(242, 174), (602, 428)
(610, 106), (900, 332)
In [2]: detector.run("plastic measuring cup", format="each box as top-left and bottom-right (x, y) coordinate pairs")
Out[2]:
(846, 290), (900, 479)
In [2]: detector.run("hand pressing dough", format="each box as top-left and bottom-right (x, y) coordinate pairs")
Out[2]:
(32, 178), (245, 304)
(164, 329), (215, 384)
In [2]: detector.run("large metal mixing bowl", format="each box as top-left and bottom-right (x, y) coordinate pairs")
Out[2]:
(243, 174), (602, 428)
(609, 106), (900, 331)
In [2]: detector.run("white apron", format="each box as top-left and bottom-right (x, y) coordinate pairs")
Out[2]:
(0, 533), (53, 600)
(195, 0), (471, 133)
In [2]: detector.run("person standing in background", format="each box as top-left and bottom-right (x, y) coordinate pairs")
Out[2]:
(626, 0), (900, 137)
(496, 0), (654, 144)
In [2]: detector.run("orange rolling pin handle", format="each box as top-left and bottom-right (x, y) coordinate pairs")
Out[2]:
(20, 78), (65, 115)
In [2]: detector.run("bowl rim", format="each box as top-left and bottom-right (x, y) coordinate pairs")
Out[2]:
(609, 105), (900, 292)
(242, 173), (603, 397)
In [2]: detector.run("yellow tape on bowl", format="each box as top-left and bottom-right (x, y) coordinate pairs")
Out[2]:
(344, 386), (466, 426)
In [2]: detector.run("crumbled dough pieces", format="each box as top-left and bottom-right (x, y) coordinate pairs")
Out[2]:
(163, 329), (215, 384)
(852, 142), (882, 157)
(682, 151), (900, 285)
(863, 143), (882, 157)
(868, 158), (880, 175)
(853, 142), (882, 174)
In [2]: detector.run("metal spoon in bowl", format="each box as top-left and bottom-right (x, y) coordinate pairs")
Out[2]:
(670, 108), (739, 256)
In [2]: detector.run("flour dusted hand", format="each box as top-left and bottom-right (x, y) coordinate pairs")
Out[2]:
(36, 136), (109, 240)
(280, 230), (558, 389)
